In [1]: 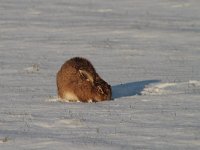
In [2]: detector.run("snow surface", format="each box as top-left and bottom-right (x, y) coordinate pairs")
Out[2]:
(0, 0), (200, 149)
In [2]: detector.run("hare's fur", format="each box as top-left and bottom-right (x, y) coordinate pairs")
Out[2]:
(57, 57), (112, 102)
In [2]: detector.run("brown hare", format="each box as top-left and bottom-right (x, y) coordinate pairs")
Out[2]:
(56, 57), (112, 102)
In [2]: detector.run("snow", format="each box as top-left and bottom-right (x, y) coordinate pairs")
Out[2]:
(1, 0), (200, 149)
(141, 80), (200, 95)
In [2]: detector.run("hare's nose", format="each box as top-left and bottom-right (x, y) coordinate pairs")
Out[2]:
(108, 94), (112, 100)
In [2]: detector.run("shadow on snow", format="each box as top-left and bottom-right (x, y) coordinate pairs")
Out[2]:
(112, 80), (160, 99)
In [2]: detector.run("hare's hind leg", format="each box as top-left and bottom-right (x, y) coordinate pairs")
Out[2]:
(63, 91), (80, 102)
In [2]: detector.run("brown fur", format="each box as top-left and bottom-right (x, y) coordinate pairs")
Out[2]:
(57, 57), (112, 102)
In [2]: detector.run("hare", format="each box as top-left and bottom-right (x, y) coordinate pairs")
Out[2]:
(56, 57), (112, 102)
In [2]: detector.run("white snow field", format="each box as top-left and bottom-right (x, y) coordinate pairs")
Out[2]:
(0, 0), (200, 149)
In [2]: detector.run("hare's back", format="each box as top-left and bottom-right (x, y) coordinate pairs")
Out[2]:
(63, 57), (95, 72)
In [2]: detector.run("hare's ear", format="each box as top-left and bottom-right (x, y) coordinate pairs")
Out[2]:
(79, 70), (94, 83)
(97, 86), (104, 94)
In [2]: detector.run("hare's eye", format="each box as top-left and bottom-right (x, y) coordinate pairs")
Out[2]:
(97, 86), (104, 94)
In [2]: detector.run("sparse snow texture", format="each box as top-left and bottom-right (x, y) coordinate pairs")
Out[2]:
(0, 0), (200, 150)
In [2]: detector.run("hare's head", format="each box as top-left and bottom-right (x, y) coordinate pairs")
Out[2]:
(79, 69), (112, 102)
(93, 80), (112, 102)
